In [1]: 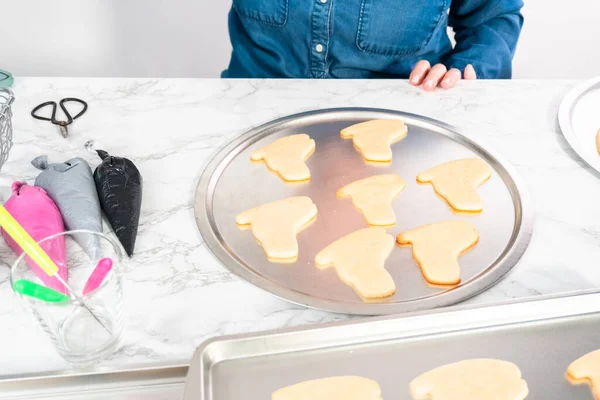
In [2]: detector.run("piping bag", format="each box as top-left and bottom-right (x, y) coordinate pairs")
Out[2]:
(0, 204), (112, 334)
(32, 156), (103, 259)
(93, 150), (142, 257)
(2, 182), (68, 293)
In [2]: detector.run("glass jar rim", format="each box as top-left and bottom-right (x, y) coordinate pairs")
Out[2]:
(10, 229), (123, 301)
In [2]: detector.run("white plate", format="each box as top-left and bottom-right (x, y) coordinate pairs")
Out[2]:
(558, 77), (600, 174)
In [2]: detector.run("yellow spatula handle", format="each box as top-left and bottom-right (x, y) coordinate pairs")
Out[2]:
(0, 204), (59, 276)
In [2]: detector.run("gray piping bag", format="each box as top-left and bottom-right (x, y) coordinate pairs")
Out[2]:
(32, 155), (103, 259)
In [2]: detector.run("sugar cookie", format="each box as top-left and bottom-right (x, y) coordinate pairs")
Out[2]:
(341, 119), (408, 162)
(251, 134), (316, 181)
(272, 376), (382, 400)
(567, 349), (600, 399)
(417, 158), (492, 212)
(596, 128), (600, 155)
(410, 359), (528, 400)
(315, 227), (395, 299)
(337, 174), (406, 226)
(396, 220), (479, 285)
(236, 197), (317, 260)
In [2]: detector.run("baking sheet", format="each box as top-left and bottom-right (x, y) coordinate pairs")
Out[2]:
(195, 108), (534, 315)
(184, 290), (600, 400)
(0, 364), (186, 399)
(558, 77), (600, 175)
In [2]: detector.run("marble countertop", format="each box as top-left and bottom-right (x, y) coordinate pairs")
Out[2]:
(0, 78), (598, 377)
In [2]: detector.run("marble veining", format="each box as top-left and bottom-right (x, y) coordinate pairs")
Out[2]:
(0, 78), (597, 376)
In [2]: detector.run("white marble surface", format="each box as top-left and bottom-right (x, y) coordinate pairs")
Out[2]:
(0, 78), (598, 377)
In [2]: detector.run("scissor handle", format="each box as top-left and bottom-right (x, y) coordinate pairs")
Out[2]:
(31, 98), (88, 126)
(31, 101), (58, 123)
(60, 98), (87, 122)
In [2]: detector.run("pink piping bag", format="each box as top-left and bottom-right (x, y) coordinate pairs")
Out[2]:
(2, 182), (68, 293)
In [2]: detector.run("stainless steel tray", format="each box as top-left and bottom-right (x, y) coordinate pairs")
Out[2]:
(184, 289), (600, 400)
(195, 107), (534, 315)
(558, 77), (600, 175)
(0, 364), (187, 399)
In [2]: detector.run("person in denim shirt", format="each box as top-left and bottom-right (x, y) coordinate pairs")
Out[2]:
(223, 0), (524, 90)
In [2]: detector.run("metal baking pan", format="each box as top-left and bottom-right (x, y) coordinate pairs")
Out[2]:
(558, 77), (600, 175)
(0, 364), (187, 399)
(184, 289), (600, 400)
(195, 107), (534, 315)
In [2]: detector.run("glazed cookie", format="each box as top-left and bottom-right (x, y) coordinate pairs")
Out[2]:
(396, 220), (479, 285)
(273, 376), (382, 400)
(337, 174), (406, 226)
(315, 227), (396, 299)
(410, 359), (528, 400)
(567, 349), (600, 399)
(251, 134), (316, 181)
(341, 119), (408, 162)
(236, 197), (317, 260)
(417, 158), (492, 212)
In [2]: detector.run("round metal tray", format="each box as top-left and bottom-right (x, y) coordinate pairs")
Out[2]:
(558, 76), (600, 176)
(195, 108), (534, 315)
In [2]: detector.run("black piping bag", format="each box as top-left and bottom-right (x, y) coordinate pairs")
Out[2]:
(94, 150), (142, 257)
(32, 156), (103, 259)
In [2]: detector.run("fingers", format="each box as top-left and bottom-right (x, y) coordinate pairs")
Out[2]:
(411, 61), (477, 90)
(422, 64), (447, 91)
(439, 68), (462, 89)
(410, 60), (431, 86)
(464, 64), (477, 80)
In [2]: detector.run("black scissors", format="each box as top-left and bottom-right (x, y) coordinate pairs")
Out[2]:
(31, 98), (88, 138)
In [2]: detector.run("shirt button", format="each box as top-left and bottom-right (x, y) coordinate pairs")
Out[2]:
(319, 0), (327, 3)
(315, 44), (324, 53)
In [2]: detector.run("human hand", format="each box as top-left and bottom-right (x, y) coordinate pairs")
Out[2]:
(409, 61), (476, 91)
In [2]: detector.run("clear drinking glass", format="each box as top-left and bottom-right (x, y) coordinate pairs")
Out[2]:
(10, 230), (125, 366)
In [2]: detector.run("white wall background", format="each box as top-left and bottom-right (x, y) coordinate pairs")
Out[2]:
(1, 0), (599, 79)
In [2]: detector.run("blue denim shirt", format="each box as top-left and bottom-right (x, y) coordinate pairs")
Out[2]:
(222, 0), (523, 79)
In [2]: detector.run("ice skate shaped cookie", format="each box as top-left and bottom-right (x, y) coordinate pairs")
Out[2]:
(236, 196), (317, 260)
(397, 220), (479, 285)
(567, 349), (600, 399)
(273, 376), (382, 400)
(251, 134), (316, 182)
(417, 158), (492, 212)
(315, 227), (395, 299)
(410, 359), (528, 400)
(341, 119), (407, 162)
(338, 174), (405, 226)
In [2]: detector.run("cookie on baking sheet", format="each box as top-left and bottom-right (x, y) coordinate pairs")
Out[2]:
(410, 359), (528, 400)
(417, 158), (492, 212)
(272, 376), (382, 400)
(396, 220), (479, 285)
(236, 196), (317, 260)
(337, 174), (406, 226)
(596, 129), (600, 155)
(567, 349), (600, 399)
(315, 227), (396, 300)
(341, 119), (408, 162)
(251, 134), (316, 181)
